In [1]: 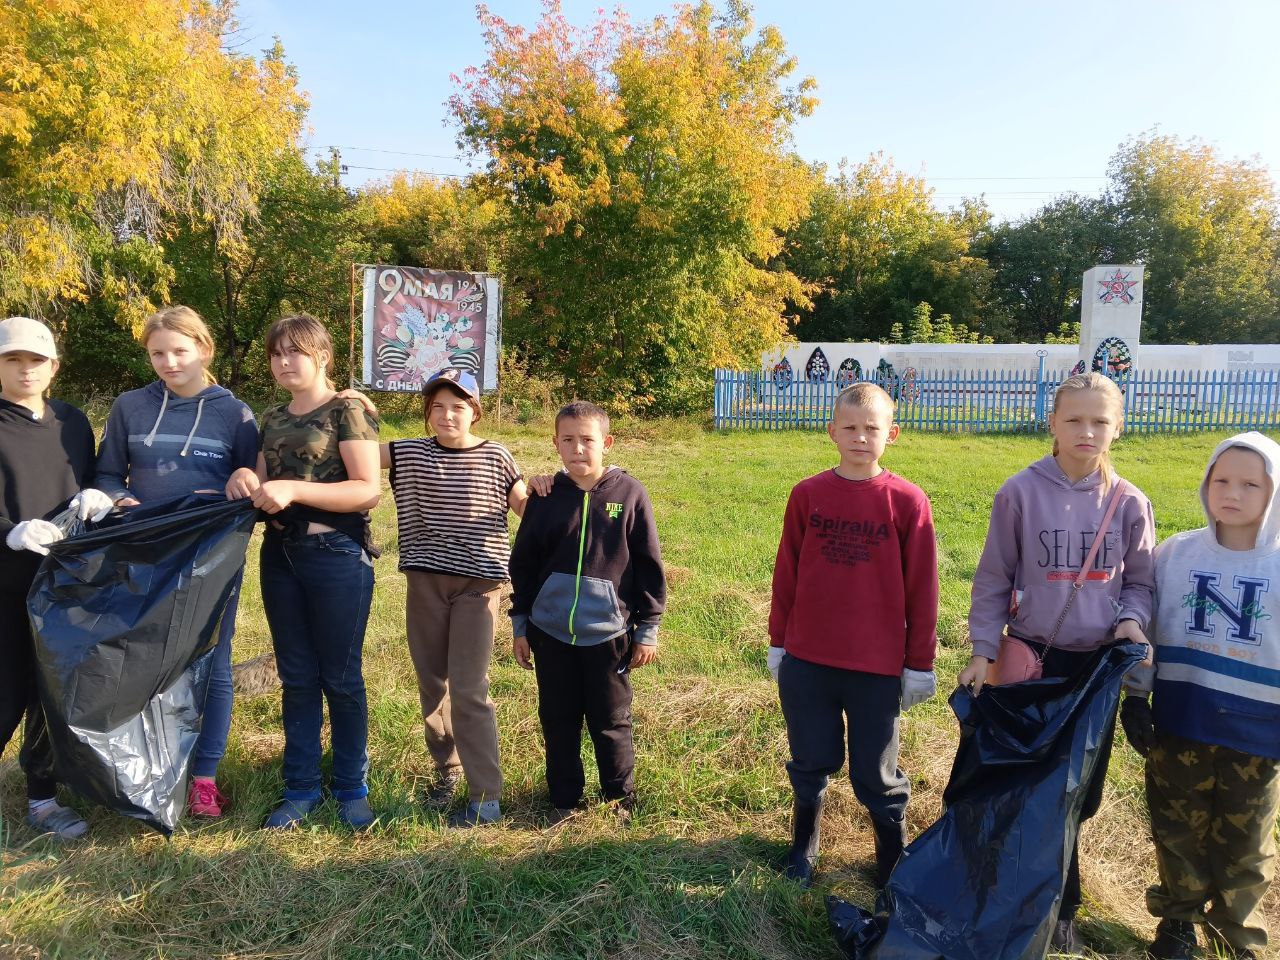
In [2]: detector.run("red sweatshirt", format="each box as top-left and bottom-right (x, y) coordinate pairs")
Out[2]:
(769, 468), (939, 675)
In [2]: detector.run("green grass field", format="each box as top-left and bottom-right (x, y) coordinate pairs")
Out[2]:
(1, 420), (1269, 959)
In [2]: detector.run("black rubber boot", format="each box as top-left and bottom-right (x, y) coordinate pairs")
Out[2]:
(871, 817), (907, 889)
(783, 797), (823, 887)
(1147, 918), (1198, 959)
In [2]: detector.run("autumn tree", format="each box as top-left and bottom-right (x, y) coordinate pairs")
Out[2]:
(356, 172), (508, 276)
(0, 0), (306, 332)
(1109, 133), (1279, 342)
(785, 155), (998, 342)
(450, 0), (817, 413)
(166, 152), (365, 392)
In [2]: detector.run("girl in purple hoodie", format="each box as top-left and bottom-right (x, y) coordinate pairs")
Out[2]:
(959, 371), (1156, 951)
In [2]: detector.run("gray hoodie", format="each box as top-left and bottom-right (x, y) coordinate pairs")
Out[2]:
(96, 381), (258, 503)
(968, 454), (1156, 660)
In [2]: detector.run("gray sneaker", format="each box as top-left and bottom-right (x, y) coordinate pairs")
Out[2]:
(26, 802), (88, 841)
(447, 800), (501, 829)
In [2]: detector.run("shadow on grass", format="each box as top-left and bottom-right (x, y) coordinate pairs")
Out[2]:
(2, 814), (844, 960)
(1, 756), (1153, 960)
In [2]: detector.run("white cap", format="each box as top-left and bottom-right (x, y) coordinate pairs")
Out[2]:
(0, 316), (58, 359)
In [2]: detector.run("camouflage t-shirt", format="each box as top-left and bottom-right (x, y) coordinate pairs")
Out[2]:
(260, 397), (380, 483)
(259, 397), (381, 553)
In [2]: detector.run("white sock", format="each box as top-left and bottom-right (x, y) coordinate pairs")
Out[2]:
(28, 797), (58, 817)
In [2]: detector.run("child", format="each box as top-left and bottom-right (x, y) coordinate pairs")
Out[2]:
(769, 382), (939, 890)
(509, 401), (665, 824)
(225, 314), (381, 830)
(0, 316), (112, 840)
(383, 366), (527, 828)
(95, 305), (258, 818)
(962, 371), (1156, 952)
(1120, 432), (1280, 960)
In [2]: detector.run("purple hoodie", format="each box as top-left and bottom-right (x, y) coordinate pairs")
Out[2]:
(968, 454), (1156, 660)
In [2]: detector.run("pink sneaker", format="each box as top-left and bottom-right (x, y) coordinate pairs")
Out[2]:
(187, 778), (227, 818)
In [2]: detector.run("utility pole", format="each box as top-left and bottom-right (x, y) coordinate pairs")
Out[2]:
(328, 146), (346, 187)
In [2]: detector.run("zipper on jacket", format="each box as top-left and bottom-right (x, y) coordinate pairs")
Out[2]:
(567, 488), (590, 643)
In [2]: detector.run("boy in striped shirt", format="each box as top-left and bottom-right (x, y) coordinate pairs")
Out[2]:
(384, 367), (528, 827)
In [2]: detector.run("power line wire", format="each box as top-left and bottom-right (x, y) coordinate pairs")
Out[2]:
(338, 163), (468, 180)
(924, 175), (1107, 182)
(332, 145), (464, 162)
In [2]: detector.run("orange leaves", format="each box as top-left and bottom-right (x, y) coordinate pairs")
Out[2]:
(448, 2), (817, 412)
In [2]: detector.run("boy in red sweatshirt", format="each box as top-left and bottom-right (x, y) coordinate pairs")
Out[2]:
(769, 382), (939, 889)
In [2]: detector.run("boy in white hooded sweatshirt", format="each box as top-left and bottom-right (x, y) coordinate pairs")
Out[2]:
(1122, 431), (1280, 960)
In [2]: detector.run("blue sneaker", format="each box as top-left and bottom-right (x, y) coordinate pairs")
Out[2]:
(262, 797), (321, 830)
(338, 796), (376, 830)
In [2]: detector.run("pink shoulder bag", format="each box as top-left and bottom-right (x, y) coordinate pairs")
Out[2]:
(990, 480), (1127, 686)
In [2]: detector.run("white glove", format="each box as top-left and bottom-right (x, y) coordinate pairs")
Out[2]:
(5, 519), (64, 556)
(70, 488), (114, 522)
(900, 668), (937, 711)
(767, 646), (785, 680)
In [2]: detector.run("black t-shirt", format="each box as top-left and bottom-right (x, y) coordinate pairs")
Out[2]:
(0, 397), (96, 590)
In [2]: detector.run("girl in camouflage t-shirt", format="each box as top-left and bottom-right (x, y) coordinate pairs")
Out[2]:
(225, 314), (381, 831)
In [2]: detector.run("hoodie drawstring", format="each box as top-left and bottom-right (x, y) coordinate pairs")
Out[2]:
(143, 390), (169, 447)
(180, 397), (205, 457)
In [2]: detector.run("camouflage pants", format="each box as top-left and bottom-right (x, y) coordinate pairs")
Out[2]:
(1146, 731), (1280, 953)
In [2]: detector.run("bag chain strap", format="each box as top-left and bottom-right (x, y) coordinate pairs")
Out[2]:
(1038, 478), (1128, 662)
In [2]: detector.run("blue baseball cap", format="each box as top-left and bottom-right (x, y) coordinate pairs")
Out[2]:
(422, 367), (481, 405)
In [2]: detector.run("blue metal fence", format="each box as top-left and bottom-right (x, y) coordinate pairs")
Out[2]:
(713, 363), (1280, 433)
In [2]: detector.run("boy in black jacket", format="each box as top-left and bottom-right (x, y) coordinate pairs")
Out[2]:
(0, 317), (113, 840)
(510, 401), (665, 823)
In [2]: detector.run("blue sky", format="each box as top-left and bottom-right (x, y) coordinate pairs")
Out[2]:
(233, 0), (1280, 222)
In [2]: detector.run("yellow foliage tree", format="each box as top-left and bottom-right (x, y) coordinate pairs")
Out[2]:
(0, 0), (305, 327)
(450, 0), (817, 412)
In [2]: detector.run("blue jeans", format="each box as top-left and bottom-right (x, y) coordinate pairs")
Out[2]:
(191, 578), (239, 779)
(260, 529), (374, 802)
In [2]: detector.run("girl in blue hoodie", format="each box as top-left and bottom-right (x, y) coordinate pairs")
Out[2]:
(96, 306), (258, 818)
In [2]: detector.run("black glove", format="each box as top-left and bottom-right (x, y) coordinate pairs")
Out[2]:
(1120, 695), (1156, 758)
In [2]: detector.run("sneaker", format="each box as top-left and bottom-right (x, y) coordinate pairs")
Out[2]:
(607, 798), (634, 826)
(546, 806), (578, 828)
(424, 769), (463, 809)
(26, 801), (88, 841)
(1148, 918), (1198, 960)
(262, 796), (321, 830)
(1051, 919), (1080, 953)
(187, 778), (227, 818)
(447, 799), (501, 829)
(338, 796), (376, 830)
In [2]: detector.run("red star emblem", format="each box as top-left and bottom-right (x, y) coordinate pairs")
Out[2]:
(1097, 269), (1138, 305)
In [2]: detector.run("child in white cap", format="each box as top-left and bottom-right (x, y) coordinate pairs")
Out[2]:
(0, 317), (113, 839)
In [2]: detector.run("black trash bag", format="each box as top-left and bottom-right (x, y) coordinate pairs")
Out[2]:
(28, 495), (257, 835)
(828, 896), (885, 957)
(827, 642), (1144, 960)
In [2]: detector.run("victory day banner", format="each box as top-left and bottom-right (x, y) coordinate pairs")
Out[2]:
(360, 265), (501, 392)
